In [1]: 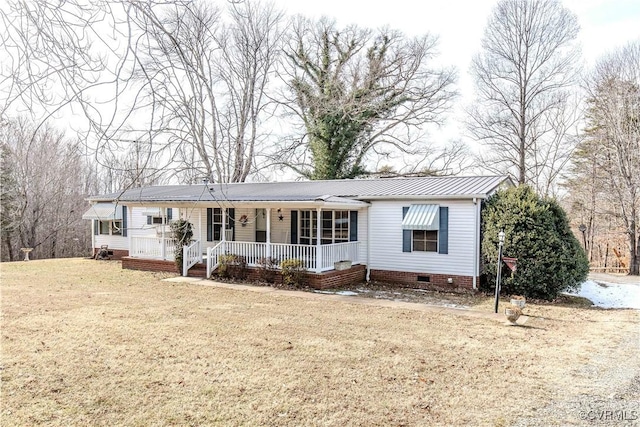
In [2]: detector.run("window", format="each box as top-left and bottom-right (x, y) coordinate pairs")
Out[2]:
(206, 208), (235, 241)
(112, 220), (123, 236)
(98, 220), (122, 236)
(300, 210), (350, 245)
(99, 221), (110, 235)
(412, 230), (438, 252)
(402, 205), (448, 254)
(300, 210), (317, 245)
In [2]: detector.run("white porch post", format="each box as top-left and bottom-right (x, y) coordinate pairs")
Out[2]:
(161, 207), (166, 260)
(266, 208), (272, 258)
(222, 208), (227, 241)
(127, 206), (132, 257)
(316, 207), (322, 273)
(199, 209), (203, 246)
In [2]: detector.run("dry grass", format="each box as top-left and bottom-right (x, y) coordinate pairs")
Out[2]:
(1, 259), (638, 426)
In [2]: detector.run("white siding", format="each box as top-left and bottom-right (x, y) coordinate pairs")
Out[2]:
(368, 200), (477, 276)
(357, 209), (368, 263)
(94, 233), (128, 250)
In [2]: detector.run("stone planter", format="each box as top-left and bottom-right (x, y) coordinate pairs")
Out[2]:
(334, 260), (352, 271)
(505, 306), (522, 323)
(510, 298), (526, 309)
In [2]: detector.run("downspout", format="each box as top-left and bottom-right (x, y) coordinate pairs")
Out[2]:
(473, 198), (480, 290)
(366, 206), (371, 281)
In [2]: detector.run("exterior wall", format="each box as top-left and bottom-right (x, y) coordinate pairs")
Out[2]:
(368, 199), (478, 278)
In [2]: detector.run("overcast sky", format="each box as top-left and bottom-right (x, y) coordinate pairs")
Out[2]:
(270, 0), (640, 145)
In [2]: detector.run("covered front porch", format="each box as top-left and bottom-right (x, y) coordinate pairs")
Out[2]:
(125, 198), (369, 278)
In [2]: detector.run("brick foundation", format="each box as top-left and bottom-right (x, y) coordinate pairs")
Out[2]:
(369, 269), (477, 292)
(121, 258), (474, 293)
(121, 257), (366, 289)
(93, 248), (129, 260)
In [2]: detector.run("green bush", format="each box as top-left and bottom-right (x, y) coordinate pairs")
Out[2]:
(280, 258), (306, 287)
(481, 185), (588, 300)
(170, 218), (193, 272)
(217, 254), (247, 280)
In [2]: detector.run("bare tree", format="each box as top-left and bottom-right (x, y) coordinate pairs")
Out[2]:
(574, 41), (640, 275)
(2, 0), (284, 188)
(467, 0), (581, 194)
(277, 17), (457, 180)
(127, 0), (285, 183)
(0, 118), (92, 261)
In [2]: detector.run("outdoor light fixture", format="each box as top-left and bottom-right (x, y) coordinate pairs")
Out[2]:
(278, 208), (284, 221)
(494, 230), (506, 313)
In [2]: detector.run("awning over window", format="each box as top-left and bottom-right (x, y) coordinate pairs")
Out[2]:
(82, 203), (122, 220)
(401, 204), (439, 230)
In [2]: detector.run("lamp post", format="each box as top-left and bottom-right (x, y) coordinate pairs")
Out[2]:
(493, 230), (505, 313)
(578, 224), (587, 251)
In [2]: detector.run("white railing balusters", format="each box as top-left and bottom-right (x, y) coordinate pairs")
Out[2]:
(182, 240), (202, 276)
(133, 238), (361, 275)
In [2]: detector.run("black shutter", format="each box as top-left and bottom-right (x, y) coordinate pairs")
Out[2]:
(438, 206), (449, 254)
(290, 210), (298, 244)
(94, 220), (99, 236)
(402, 207), (411, 252)
(167, 208), (173, 221)
(228, 208), (235, 241)
(122, 206), (127, 237)
(207, 208), (213, 241)
(349, 211), (358, 242)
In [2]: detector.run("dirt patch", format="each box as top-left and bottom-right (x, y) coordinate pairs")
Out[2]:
(1, 259), (638, 426)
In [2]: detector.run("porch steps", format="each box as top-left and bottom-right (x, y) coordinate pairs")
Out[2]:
(186, 262), (207, 278)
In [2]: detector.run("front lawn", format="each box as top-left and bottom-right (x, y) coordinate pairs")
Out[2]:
(1, 259), (638, 426)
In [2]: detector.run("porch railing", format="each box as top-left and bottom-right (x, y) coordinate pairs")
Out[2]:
(320, 242), (361, 271)
(130, 236), (176, 260)
(205, 241), (361, 278)
(182, 240), (202, 276)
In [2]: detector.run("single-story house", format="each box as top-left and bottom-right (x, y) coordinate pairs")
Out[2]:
(83, 175), (513, 290)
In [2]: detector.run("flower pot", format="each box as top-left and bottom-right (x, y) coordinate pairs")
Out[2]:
(334, 260), (352, 271)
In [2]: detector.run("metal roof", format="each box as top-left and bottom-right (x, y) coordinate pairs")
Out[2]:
(88, 175), (512, 204)
(402, 204), (440, 230)
(82, 203), (123, 220)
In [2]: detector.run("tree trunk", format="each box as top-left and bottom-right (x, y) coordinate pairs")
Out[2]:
(3, 232), (14, 261)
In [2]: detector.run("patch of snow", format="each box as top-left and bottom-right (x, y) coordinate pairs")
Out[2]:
(335, 291), (359, 296)
(313, 290), (335, 294)
(565, 280), (640, 309)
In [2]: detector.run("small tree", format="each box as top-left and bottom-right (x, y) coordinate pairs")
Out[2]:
(482, 185), (588, 300)
(171, 219), (194, 273)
